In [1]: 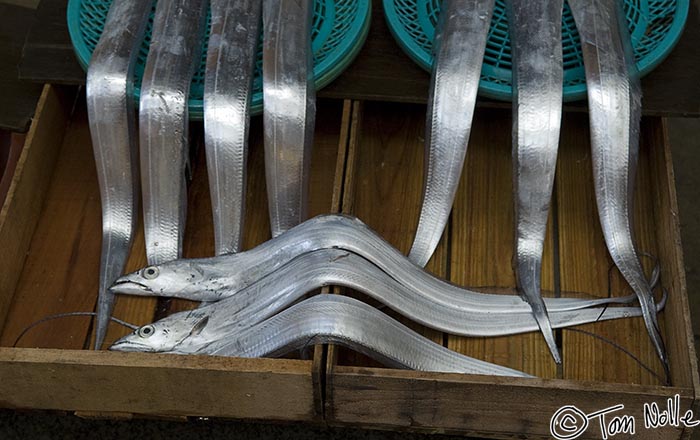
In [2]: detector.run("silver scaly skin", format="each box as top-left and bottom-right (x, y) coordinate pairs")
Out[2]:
(204, 0), (262, 255)
(568, 0), (669, 380)
(262, 0), (316, 237)
(139, 0), (207, 265)
(107, 248), (664, 355)
(86, 0), (153, 349)
(112, 295), (533, 377)
(507, 0), (564, 363)
(409, 0), (495, 267)
(112, 215), (642, 313)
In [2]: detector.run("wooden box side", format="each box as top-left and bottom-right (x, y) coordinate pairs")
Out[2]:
(0, 348), (316, 422)
(0, 85), (74, 328)
(647, 118), (700, 438)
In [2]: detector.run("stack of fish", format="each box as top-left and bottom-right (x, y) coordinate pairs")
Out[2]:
(86, 0), (667, 379)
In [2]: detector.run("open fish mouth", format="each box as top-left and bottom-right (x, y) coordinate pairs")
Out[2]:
(110, 279), (153, 295)
(109, 339), (156, 353)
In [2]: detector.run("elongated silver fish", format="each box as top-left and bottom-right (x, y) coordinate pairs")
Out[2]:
(262, 0), (316, 237)
(86, 0), (153, 349)
(204, 0), (262, 255)
(111, 295), (533, 377)
(105, 248), (663, 355)
(408, 0), (495, 267)
(112, 215), (640, 313)
(568, 0), (669, 379)
(506, 0), (564, 363)
(139, 0), (207, 265)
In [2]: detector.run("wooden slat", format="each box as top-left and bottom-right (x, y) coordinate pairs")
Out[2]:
(0, 96), (104, 350)
(0, 85), (73, 330)
(0, 134), (27, 220)
(646, 118), (700, 422)
(446, 108), (557, 379)
(557, 113), (666, 385)
(327, 365), (693, 439)
(0, 348), (316, 422)
(326, 100), (361, 396)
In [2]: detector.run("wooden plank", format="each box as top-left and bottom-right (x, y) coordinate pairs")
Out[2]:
(446, 108), (557, 379)
(0, 348), (316, 422)
(557, 113), (666, 385)
(0, 85), (73, 332)
(326, 100), (361, 403)
(0, 101), (101, 349)
(646, 118), (700, 437)
(327, 365), (693, 439)
(312, 99), (354, 418)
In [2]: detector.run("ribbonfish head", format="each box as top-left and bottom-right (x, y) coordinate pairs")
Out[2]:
(110, 258), (229, 301)
(110, 312), (210, 353)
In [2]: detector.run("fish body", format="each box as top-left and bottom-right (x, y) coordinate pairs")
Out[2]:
(139, 0), (208, 265)
(204, 0), (262, 255)
(109, 247), (661, 355)
(568, 0), (669, 379)
(409, 0), (495, 267)
(112, 215), (640, 313)
(113, 295), (533, 377)
(86, 0), (153, 349)
(507, 0), (565, 363)
(262, 0), (316, 237)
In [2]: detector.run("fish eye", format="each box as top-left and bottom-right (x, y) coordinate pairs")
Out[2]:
(138, 325), (155, 338)
(142, 266), (160, 280)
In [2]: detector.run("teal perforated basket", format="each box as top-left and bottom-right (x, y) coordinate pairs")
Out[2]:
(383, 0), (688, 101)
(67, 0), (371, 119)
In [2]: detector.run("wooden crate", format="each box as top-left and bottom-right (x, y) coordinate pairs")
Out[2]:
(324, 101), (700, 439)
(0, 84), (347, 422)
(1, 85), (698, 439)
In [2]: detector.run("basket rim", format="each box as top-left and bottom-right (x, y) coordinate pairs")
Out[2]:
(67, 0), (372, 119)
(382, 0), (690, 102)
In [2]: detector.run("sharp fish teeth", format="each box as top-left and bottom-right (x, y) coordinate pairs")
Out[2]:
(86, 0), (153, 350)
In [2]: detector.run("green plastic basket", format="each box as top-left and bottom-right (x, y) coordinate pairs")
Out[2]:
(67, 0), (371, 119)
(383, 0), (688, 101)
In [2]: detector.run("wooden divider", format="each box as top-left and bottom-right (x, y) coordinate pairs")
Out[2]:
(646, 118), (699, 394)
(0, 86), (75, 332)
(1, 102), (101, 349)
